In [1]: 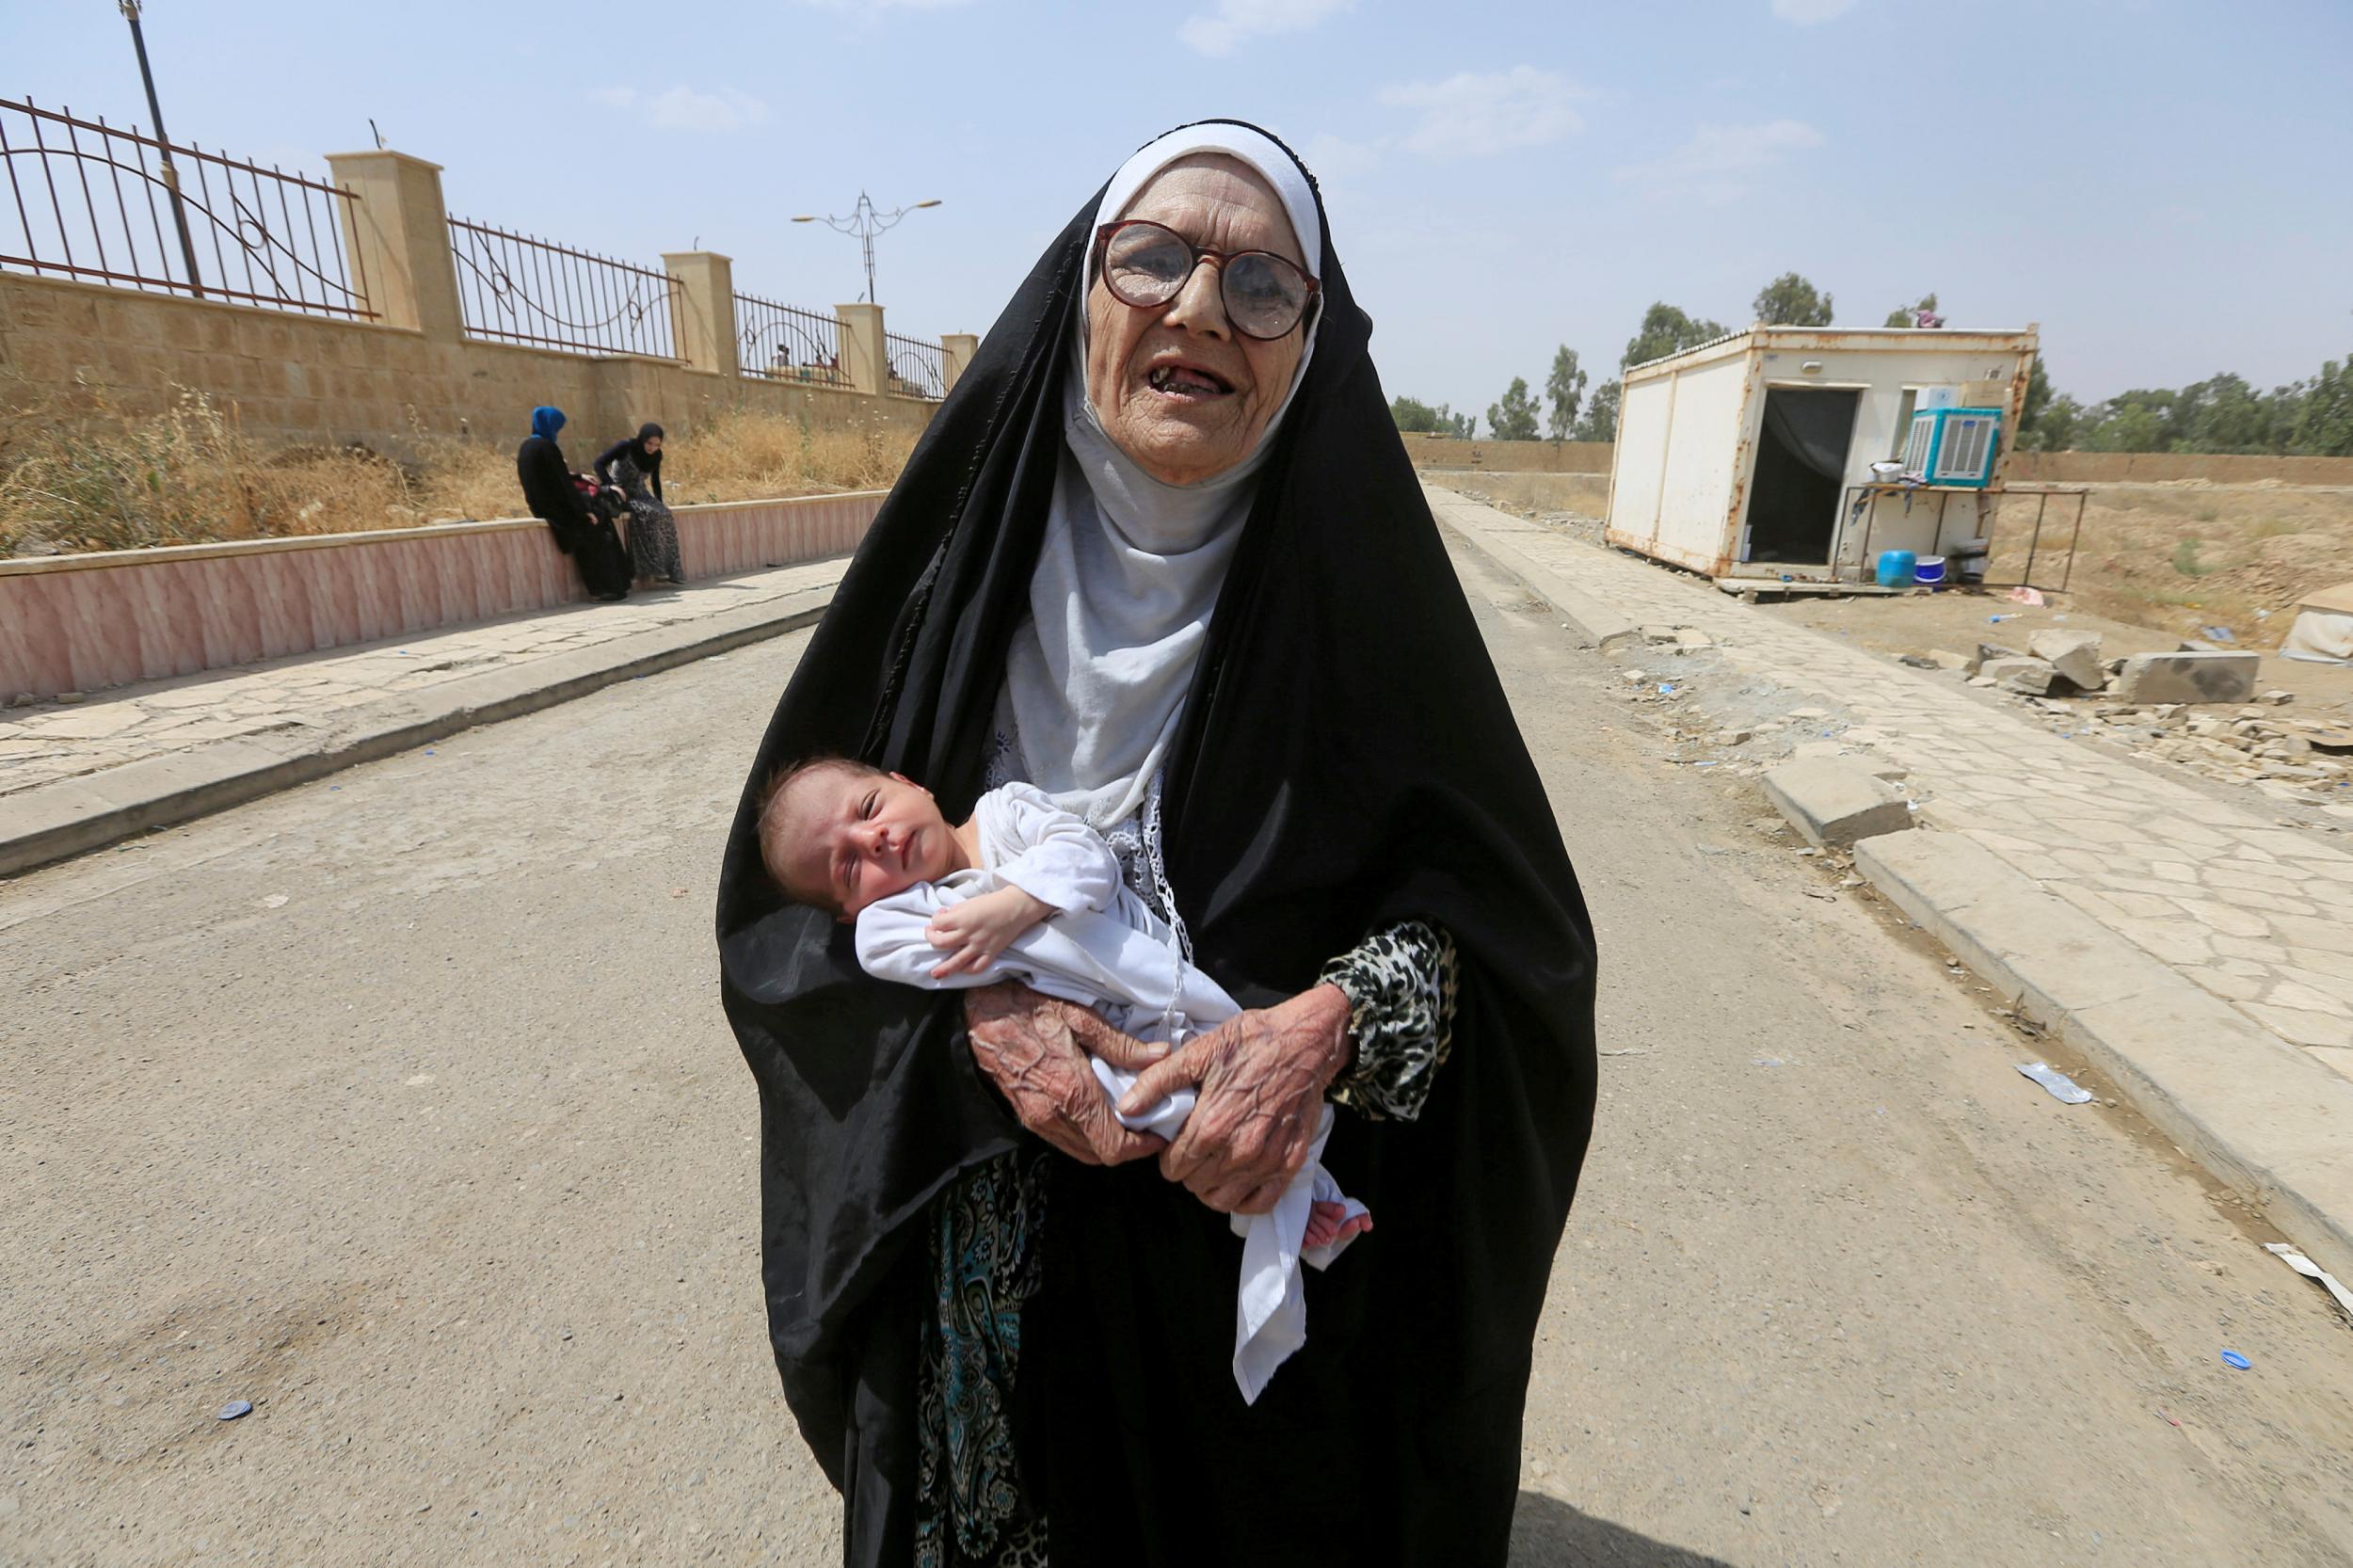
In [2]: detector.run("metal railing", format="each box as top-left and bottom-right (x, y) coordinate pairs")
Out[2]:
(736, 293), (850, 388)
(885, 330), (945, 398)
(448, 216), (680, 358)
(0, 96), (374, 318)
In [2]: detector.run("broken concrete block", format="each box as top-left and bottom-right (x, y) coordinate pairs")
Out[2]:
(1979, 655), (2052, 690)
(1928, 649), (1973, 671)
(2003, 664), (2063, 696)
(1762, 758), (1917, 850)
(2028, 629), (2105, 690)
(2262, 690), (2295, 706)
(1641, 625), (1679, 645)
(2114, 650), (2260, 706)
(1674, 628), (1714, 649)
(1968, 642), (2022, 676)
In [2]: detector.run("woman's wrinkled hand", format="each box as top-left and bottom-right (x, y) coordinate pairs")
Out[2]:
(1114, 984), (1352, 1216)
(965, 982), (1169, 1166)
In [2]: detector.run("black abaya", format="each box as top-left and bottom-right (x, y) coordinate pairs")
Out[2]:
(715, 120), (1597, 1566)
(517, 434), (629, 600)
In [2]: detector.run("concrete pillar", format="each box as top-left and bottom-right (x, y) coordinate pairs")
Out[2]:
(325, 150), (464, 340)
(836, 303), (887, 395)
(663, 250), (738, 377)
(941, 332), (980, 392)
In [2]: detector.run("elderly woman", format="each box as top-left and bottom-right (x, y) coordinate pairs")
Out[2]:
(717, 121), (1597, 1566)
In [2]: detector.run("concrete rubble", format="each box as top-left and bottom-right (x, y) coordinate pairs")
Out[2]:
(1762, 757), (1916, 850)
(2115, 649), (2263, 705)
(2028, 629), (2107, 691)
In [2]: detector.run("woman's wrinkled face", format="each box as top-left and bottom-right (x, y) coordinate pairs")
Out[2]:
(1084, 154), (1308, 487)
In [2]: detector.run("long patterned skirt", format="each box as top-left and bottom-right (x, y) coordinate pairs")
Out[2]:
(913, 1148), (1051, 1567)
(625, 491), (681, 583)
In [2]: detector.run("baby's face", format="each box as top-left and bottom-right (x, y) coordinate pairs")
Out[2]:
(774, 767), (958, 919)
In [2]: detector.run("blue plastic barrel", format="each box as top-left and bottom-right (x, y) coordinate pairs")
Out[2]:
(1874, 550), (1917, 588)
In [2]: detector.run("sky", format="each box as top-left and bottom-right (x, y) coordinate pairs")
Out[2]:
(8, 0), (2350, 422)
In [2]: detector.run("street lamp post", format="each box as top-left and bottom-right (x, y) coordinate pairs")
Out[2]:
(119, 0), (204, 298)
(791, 193), (941, 304)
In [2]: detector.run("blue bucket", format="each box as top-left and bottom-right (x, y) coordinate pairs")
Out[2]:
(1914, 555), (1947, 586)
(1874, 550), (1917, 589)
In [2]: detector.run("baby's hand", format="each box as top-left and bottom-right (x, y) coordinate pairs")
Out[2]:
(926, 886), (1058, 979)
(1305, 1200), (1371, 1250)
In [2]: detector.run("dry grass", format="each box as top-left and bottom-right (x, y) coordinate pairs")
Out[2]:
(0, 377), (917, 558)
(1985, 482), (2353, 647)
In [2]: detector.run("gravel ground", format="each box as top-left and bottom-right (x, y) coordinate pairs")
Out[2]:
(6, 541), (2353, 1565)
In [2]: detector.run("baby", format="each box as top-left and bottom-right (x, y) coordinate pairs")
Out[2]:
(758, 755), (1370, 1402)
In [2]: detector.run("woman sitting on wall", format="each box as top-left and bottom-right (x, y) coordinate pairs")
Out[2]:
(596, 422), (683, 587)
(516, 406), (629, 601)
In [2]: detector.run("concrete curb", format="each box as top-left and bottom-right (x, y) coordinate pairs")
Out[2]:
(1856, 829), (2353, 1285)
(0, 585), (833, 879)
(1426, 488), (1640, 652)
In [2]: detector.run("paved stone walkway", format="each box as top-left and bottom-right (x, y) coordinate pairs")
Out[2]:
(1429, 486), (2353, 1071)
(0, 558), (844, 807)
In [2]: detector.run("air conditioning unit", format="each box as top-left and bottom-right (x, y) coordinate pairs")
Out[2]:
(1901, 407), (2003, 488)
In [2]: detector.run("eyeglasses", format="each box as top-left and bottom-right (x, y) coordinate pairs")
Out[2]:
(1092, 218), (1320, 342)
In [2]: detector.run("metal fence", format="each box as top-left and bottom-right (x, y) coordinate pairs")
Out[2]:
(885, 330), (945, 398)
(736, 293), (850, 388)
(0, 96), (374, 318)
(448, 216), (680, 359)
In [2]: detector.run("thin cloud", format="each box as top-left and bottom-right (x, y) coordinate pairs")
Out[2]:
(1613, 119), (1825, 202)
(1302, 132), (1381, 182)
(1179, 0), (1351, 57)
(792, 0), (976, 9)
(598, 86), (771, 134)
(1378, 67), (1586, 160)
(1772, 0), (1860, 21)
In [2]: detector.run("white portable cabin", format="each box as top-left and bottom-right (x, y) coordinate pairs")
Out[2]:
(1604, 327), (2040, 583)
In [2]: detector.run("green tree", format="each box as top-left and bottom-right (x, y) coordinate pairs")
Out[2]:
(2020, 355), (2052, 433)
(1486, 377), (1541, 441)
(1883, 293), (1943, 328)
(1624, 303), (1729, 368)
(1390, 394), (1476, 438)
(2176, 372), (2311, 454)
(2020, 392), (2084, 452)
(1753, 271), (1833, 327)
(2080, 401), (2167, 453)
(1573, 378), (1622, 441)
(1545, 345), (1589, 441)
(2291, 353), (2353, 456)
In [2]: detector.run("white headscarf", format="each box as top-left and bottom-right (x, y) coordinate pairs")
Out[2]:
(1003, 124), (1323, 830)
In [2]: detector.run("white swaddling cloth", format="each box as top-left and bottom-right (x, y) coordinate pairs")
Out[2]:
(853, 781), (1367, 1403)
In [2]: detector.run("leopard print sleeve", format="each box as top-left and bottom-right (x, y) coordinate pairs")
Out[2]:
(1318, 919), (1459, 1123)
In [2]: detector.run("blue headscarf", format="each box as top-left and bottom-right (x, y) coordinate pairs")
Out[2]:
(530, 406), (567, 441)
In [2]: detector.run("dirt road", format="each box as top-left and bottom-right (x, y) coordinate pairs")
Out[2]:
(7, 540), (2352, 1565)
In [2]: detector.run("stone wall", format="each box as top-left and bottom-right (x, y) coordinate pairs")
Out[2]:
(1400, 437), (1613, 473)
(1401, 436), (2353, 489)
(2007, 451), (2353, 486)
(1420, 469), (1611, 516)
(0, 271), (936, 457)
